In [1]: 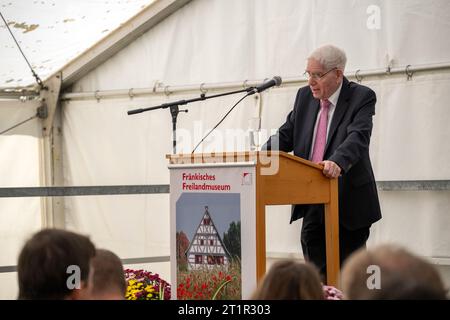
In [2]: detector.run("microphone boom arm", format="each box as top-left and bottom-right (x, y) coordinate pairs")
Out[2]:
(127, 87), (255, 154)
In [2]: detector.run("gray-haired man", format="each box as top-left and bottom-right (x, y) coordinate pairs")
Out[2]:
(264, 44), (382, 281)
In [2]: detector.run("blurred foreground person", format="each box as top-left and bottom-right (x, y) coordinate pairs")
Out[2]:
(341, 244), (448, 299)
(251, 259), (324, 300)
(18, 228), (96, 300)
(90, 249), (126, 300)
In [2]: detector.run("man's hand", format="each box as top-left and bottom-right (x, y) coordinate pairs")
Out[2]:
(319, 160), (341, 179)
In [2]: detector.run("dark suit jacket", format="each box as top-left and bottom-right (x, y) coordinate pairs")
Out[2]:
(264, 77), (381, 230)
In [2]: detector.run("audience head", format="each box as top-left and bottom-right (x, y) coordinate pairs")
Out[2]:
(341, 244), (448, 300)
(17, 228), (96, 300)
(89, 249), (126, 300)
(251, 259), (324, 300)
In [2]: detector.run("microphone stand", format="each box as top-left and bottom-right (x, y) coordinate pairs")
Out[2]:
(127, 87), (256, 154)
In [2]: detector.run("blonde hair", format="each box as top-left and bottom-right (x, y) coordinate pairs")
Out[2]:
(251, 260), (324, 300)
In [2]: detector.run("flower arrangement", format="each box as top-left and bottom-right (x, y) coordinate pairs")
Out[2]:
(177, 269), (239, 300)
(124, 269), (171, 300)
(323, 285), (344, 300)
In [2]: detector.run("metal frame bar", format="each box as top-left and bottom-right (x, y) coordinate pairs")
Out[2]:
(1, 180), (449, 198)
(3, 59), (450, 101)
(377, 180), (450, 191)
(0, 256), (170, 274)
(58, 61), (450, 101)
(1, 180), (448, 273)
(0, 185), (170, 198)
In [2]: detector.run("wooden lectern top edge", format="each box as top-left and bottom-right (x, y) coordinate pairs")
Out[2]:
(166, 151), (323, 170)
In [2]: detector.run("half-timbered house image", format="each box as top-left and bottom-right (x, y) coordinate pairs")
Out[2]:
(185, 206), (231, 270)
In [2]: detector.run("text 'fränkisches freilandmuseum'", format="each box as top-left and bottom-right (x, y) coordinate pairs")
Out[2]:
(181, 172), (231, 191)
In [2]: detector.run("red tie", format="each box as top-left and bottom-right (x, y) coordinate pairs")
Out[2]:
(311, 99), (331, 163)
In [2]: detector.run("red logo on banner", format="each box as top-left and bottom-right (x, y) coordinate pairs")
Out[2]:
(242, 172), (252, 185)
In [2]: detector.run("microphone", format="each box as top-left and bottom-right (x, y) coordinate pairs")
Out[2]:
(249, 76), (282, 93)
(191, 76), (282, 153)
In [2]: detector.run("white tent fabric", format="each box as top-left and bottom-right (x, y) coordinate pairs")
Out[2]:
(0, 0), (155, 87)
(65, 0), (450, 259)
(63, 74), (450, 259)
(1, 0), (450, 299)
(0, 100), (41, 258)
(61, 93), (258, 247)
(71, 0), (450, 91)
(0, 100), (42, 299)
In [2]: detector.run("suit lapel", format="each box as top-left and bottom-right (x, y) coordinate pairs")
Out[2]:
(325, 77), (351, 154)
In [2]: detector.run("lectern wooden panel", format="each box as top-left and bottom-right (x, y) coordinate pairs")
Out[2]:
(167, 151), (340, 288)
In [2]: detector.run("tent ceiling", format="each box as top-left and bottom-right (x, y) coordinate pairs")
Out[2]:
(0, 0), (155, 89)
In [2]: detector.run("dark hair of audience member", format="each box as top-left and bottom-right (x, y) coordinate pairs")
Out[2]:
(17, 228), (96, 300)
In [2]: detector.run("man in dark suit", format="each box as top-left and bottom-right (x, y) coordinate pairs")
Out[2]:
(264, 45), (381, 280)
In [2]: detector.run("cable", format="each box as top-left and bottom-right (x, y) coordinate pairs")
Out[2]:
(191, 92), (251, 154)
(0, 10), (44, 89)
(0, 114), (38, 135)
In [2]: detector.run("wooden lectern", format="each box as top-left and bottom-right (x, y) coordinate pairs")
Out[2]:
(167, 151), (340, 287)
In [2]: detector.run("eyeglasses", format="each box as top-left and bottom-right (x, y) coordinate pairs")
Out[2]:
(303, 67), (337, 81)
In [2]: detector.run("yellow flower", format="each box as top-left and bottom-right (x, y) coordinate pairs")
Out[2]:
(125, 269), (171, 300)
(145, 286), (155, 293)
